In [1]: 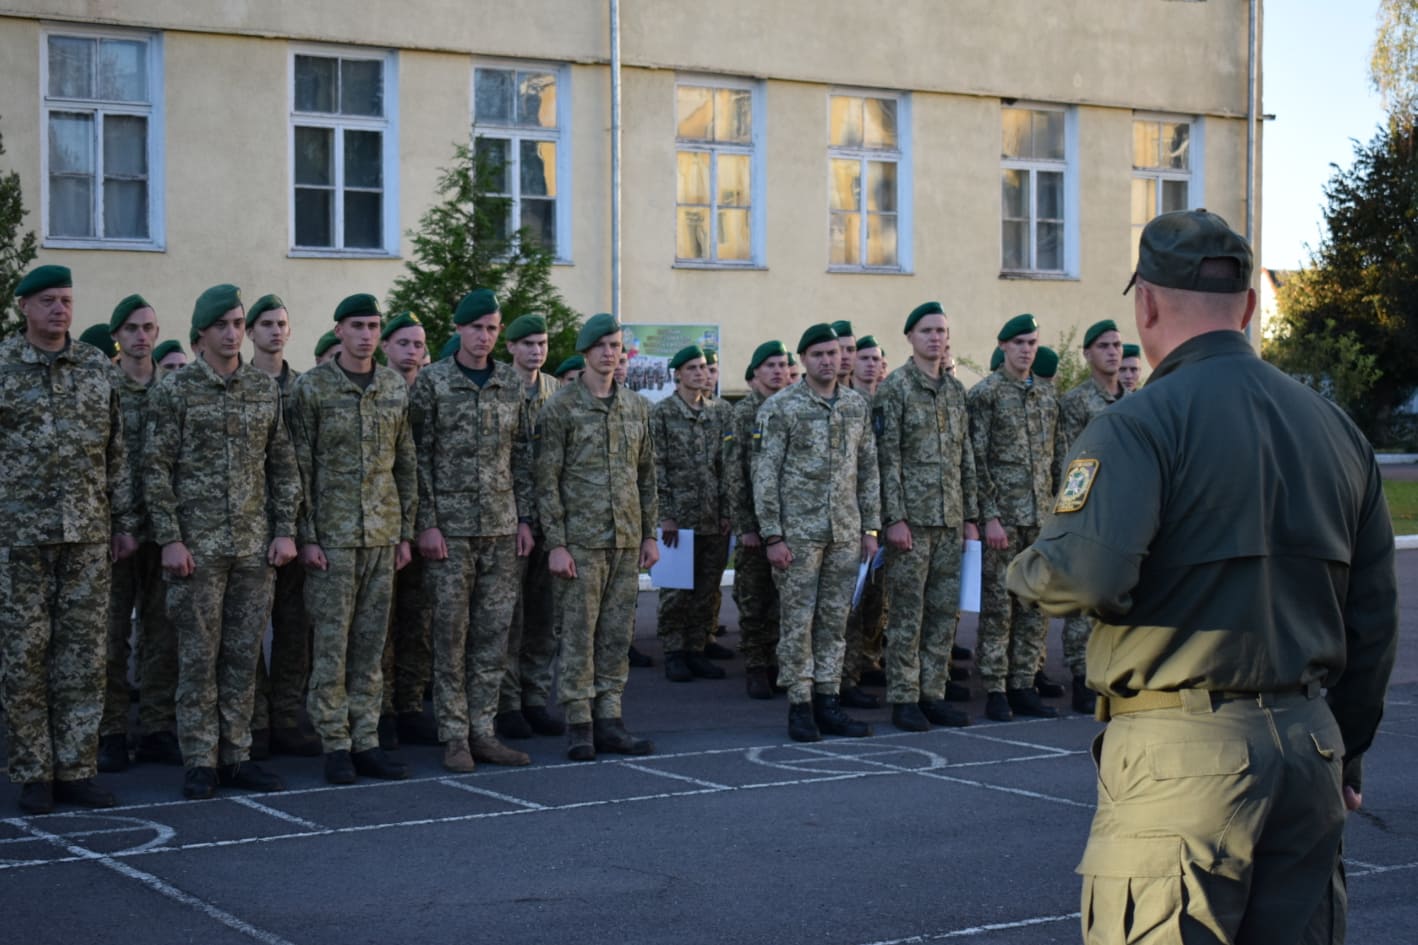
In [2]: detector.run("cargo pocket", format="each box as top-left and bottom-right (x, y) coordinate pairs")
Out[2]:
(1078, 835), (1183, 944)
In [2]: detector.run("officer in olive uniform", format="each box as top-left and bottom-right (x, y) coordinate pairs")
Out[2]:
(1008, 209), (1398, 945)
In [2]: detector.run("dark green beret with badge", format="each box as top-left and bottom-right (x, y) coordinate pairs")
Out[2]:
(856, 335), (879, 352)
(453, 288), (499, 325)
(1125, 208), (1253, 295)
(997, 313), (1038, 342)
(14, 264), (72, 298)
(109, 294), (152, 332)
(315, 330), (340, 358)
(1083, 319), (1118, 349)
(553, 354), (585, 377)
(505, 313), (546, 341)
(575, 312), (620, 352)
(152, 339), (184, 363)
(797, 322), (838, 354)
(192, 284), (242, 331)
(334, 293), (381, 322)
(747, 339), (788, 380)
(79, 323), (117, 357)
(438, 335), (460, 359)
(703, 348), (718, 365)
(990, 347), (1005, 372)
(904, 301), (944, 333)
(1034, 345), (1059, 379)
(669, 344), (705, 371)
(1122, 343), (1141, 359)
(381, 312), (422, 340)
(830, 319), (854, 338)
(245, 293), (286, 328)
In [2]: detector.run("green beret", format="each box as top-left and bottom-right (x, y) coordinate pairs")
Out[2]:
(192, 284), (242, 332)
(575, 312), (620, 352)
(998, 313), (1038, 342)
(334, 292), (381, 322)
(189, 326), (200, 345)
(1122, 343), (1141, 359)
(505, 313), (547, 342)
(747, 340), (788, 379)
(438, 335), (461, 359)
(904, 301), (944, 334)
(553, 354), (585, 378)
(830, 320), (854, 339)
(786, 352), (798, 366)
(14, 264), (72, 298)
(669, 345), (706, 371)
(990, 348), (1005, 372)
(797, 322), (838, 355)
(1083, 319), (1118, 349)
(453, 288), (499, 325)
(152, 339), (184, 363)
(703, 348), (719, 365)
(1126, 208), (1252, 295)
(856, 335), (879, 352)
(109, 294), (152, 332)
(315, 330), (341, 358)
(245, 293), (286, 328)
(79, 323), (117, 357)
(381, 312), (423, 341)
(1034, 346), (1059, 379)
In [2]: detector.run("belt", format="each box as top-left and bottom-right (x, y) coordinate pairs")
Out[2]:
(1095, 682), (1320, 722)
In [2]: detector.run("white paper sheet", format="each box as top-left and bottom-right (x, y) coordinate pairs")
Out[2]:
(852, 558), (871, 608)
(650, 528), (695, 589)
(958, 539), (982, 612)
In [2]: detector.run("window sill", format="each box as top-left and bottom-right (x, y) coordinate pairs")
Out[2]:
(42, 238), (165, 253)
(998, 270), (1079, 282)
(672, 261), (767, 271)
(827, 266), (913, 276)
(288, 249), (401, 260)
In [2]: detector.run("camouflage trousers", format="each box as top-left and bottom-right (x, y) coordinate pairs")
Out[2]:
(708, 529), (729, 631)
(428, 535), (519, 742)
(1061, 615), (1091, 677)
(253, 558), (310, 731)
(102, 541), (177, 737)
(657, 531), (728, 653)
(382, 554), (432, 715)
(883, 526), (962, 704)
(772, 539), (858, 704)
(554, 545), (639, 725)
(733, 544), (780, 669)
(170, 554), (274, 768)
(978, 525), (1047, 692)
(306, 546), (395, 753)
(499, 535), (559, 713)
(843, 562), (887, 687)
(0, 543), (109, 783)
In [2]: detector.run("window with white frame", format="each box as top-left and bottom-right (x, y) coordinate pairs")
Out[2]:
(472, 64), (568, 258)
(1001, 105), (1071, 274)
(42, 30), (162, 247)
(1131, 116), (1193, 263)
(828, 92), (908, 270)
(291, 49), (397, 253)
(675, 79), (761, 265)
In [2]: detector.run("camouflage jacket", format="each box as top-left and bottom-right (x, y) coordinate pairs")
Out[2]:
(111, 363), (165, 544)
(753, 382), (881, 544)
(966, 370), (1062, 527)
(723, 388), (768, 536)
(288, 360), (417, 549)
(650, 391), (726, 532)
(536, 380), (657, 550)
(875, 358), (978, 528)
(519, 371), (560, 528)
(1056, 376), (1123, 473)
(143, 355), (300, 557)
(409, 358), (532, 538)
(0, 334), (135, 546)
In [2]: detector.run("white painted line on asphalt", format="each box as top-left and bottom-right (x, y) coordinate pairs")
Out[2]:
(0, 823), (140, 846)
(5, 817), (298, 945)
(950, 730), (1082, 754)
(1345, 858), (1418, 877)
(911, 770), (1094, 809)
(436, 779), (549, 810)
(228, 796), (322, 830)
(619, 762), (732, 790)
(857, 911), (1081, 944)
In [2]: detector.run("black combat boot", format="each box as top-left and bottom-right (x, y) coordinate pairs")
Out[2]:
(352, 747), (410, 780)
(985, 691), (1013, 722)
(218, 761), (285, 792)
(325, 749), (357, 785)
(787, 702), (821, 742)
(812, 693), (872, 737)
(745, 667), (773, 700)
(891, 702), (930, 732)
(1007, 686), (1059, 718)
(593, 718), (654, 755)
(683, 652), (726, 679)
(397, 710), (440, 746)
(55, 777), (115, 808)
(567, 723), (596, 762)
(183, 766), (218, 800)
(18, 781), (53, 814)
(663, 651), (693, 682)
(840, 686), (880, 709)
(135, 730), (183, 765)
(1033, 671), (1065, 698)
(919, 699), (971, 728)
(627, 645), (653, 668)
(377, 714), (400, 751)
(702, 640), (735, 660)
(945, 681), (971, 702)
(522, 704), (566, 736)
(1072, 675), (1097, 715)
(97, 733), (130, 772)
(494, 709), (534, 740)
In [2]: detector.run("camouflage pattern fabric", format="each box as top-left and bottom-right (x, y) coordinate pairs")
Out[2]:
(554, 545), (640, 725)
(843, 565), (886, 687)
(723, 389), (767, 537)
(135, 554), (180, 736)
(876, 358), (978, 528)
(771, 539), (859, 703)
(977, 524), (1047, 692)
(499, 537), (558, 712)
(884, 525), (963, 703)
(965, 371), (1061, 528)
(101, 541), (166, 736)
(382, 554), (432, 715)
(657, 532), (728, 653)
(252, 560), (308, 731)
(732, 543), (780, 669)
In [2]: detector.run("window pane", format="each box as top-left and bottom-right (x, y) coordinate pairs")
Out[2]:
(676, 151), (710, 205)
(830, 95), (862, 148)
(49, 112), (94, 174)
(344, 190), (383, 248)
(1037, 170), (1064, 220)
(1131, 177), (1155, 228)
(866, 213), (897, 267)
(520, 140), (555, 197)
(829, 158), (860, 212)
(103, 115), (147, 177)
(294, 55), (337, 113)
(294, 126), (333, 186)
(99, 39), (146, 102)
(517, 71), (557, 128)
(714, 88), (752, 144)
(866, 161), (896, 212)
(1002, 220), (1028, 269)
(1133, 120), (1159, 168)
(676, 207), (710, 259)
(1161, 178), (1188, 213)
(48, 36), (94, 99)
(482, 195), (512, 239)
(520, 197), (556, 249)
(341, 59), (383, 117)
(830, 211), (860, 266)
(104, 179), (147, 239)
(1163, 122), (1189, 169)
(345, 130), (382, 189)
(1037, 221), (1063, 270)
(1001, 168), (1028, 219)
(50, 176), (93, 237)
(1035, 110), (1065, 160)
(718, 153), (750, 207)
(474, 137), (511, 194)
(718, 209), (751, 260)
(676, 86), (712, 140)
(295, 188), (333, 246)
(1001, 107), (1030, 158)
(475, 68), (514, 124)
(863, 98), (897, 150)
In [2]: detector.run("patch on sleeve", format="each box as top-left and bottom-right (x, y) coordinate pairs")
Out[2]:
(1055, 458), (1099, 513)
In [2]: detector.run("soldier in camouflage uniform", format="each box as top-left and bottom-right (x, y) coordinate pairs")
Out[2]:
(290, 294), (416, 784)
(1118, 342), (1142, 392)
(966, 313), (1064, 722)
(830, 319), (857, 388)
(144, 284), (301, 799)
(698, 348), (736, 661)
(651, 345), (730, 683)
(876, 303), (978, 732)
(753, 323), (881, 743)
(411, 289), (535, 772)
(841, 335), (887, 709)
(1, 265), (137, 814)
(723, 341), (790, 699)
(494, 313), (566, 740)
(99, 294), (182, 772)
(537, 313), (660, 761)
(246, 294), (320, 759)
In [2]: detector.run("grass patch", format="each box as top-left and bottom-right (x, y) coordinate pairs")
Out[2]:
(1384, 479), (1418, 535)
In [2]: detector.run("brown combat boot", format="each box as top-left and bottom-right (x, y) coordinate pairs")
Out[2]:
(469, 734), (531, 767)
(442, 738), (476, 773)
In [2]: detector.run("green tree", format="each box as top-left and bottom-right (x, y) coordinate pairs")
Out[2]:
(1373, 0), (1418, 133)
(385, 141), (581, 366)
(1050, 325), (1090, 394)
(0, 119), (40, 338)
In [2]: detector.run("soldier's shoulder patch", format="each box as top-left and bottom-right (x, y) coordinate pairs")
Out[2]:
(750, 426), (763, 451)
(1055, 458), (1099, 514)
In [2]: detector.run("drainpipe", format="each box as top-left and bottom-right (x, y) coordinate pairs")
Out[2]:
(610, 0), (622, 318)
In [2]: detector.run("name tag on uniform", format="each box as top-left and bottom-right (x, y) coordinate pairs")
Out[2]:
(1055, 458), (1099, 513)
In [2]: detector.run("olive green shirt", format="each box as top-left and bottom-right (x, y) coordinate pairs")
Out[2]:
(875, 357), (978, 528)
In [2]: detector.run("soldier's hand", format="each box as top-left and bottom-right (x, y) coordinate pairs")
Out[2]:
(515, 523), (535, 558)
(660, 519), (679, 548)
(740, 530), (762, 550)
(161, 541), (194, 578)
(984, 518), (1009, 551)
(418, 527), (448, 561)
(720, 517), (732, 536)
(861, 532), (879, 563)
(269, 537), (297, 568)
(549, 546), (577, 579)
(886, 521), (912, 551)
(299, 543), (328, 571)
(395, 540), (413, 571)
(963, 521), (980, 542)
(111, 533), (138, 563)
(1344, 785), (1363, 812)
(766, 540), (793, 571)
(639, 537), (660, 570)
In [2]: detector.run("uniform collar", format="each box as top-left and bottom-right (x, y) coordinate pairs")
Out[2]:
(1148, 330), (1254, 384)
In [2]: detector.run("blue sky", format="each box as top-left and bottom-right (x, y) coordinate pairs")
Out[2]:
(1262, 0), (1387, 270)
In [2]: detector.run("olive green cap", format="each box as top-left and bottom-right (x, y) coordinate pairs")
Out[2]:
(314, 330), (340, 358)
(108, 294), (152, 332)
(14, 264), (71, 298)
(669, 344), (705, 371)
(453, 288), (499, 325)
(192, 284), (242, 331)
(703, 348), (718, 365)
(438, 335), (461, 359)
(505, 313), (547, 341)
(856, 335), (880, 352)
(575, 313), (620, 352)
(152, 339), (184, 363)
(1122, 343), (1141, 359)
(797, 322), (838, 354)
(830, 320), (854, 339)
(553, 354), (585, 377)
(747, 340), (788, 380)
(245, 294), (286, 328)
(333, 293), (381, 322)
(1083, 319), (1118, 349)
(904, 301), (944, 334)
(79, 323), (117, 357)
(1125, 208), (1252, 295)
(990, 348), (1005, 372)
(997, 313), (1038, 342)
(1033, 345), (1059, 379)
(381, 312), (422, 341)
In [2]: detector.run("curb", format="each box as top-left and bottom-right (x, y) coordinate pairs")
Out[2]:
(1400, 536), (1418, 551)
